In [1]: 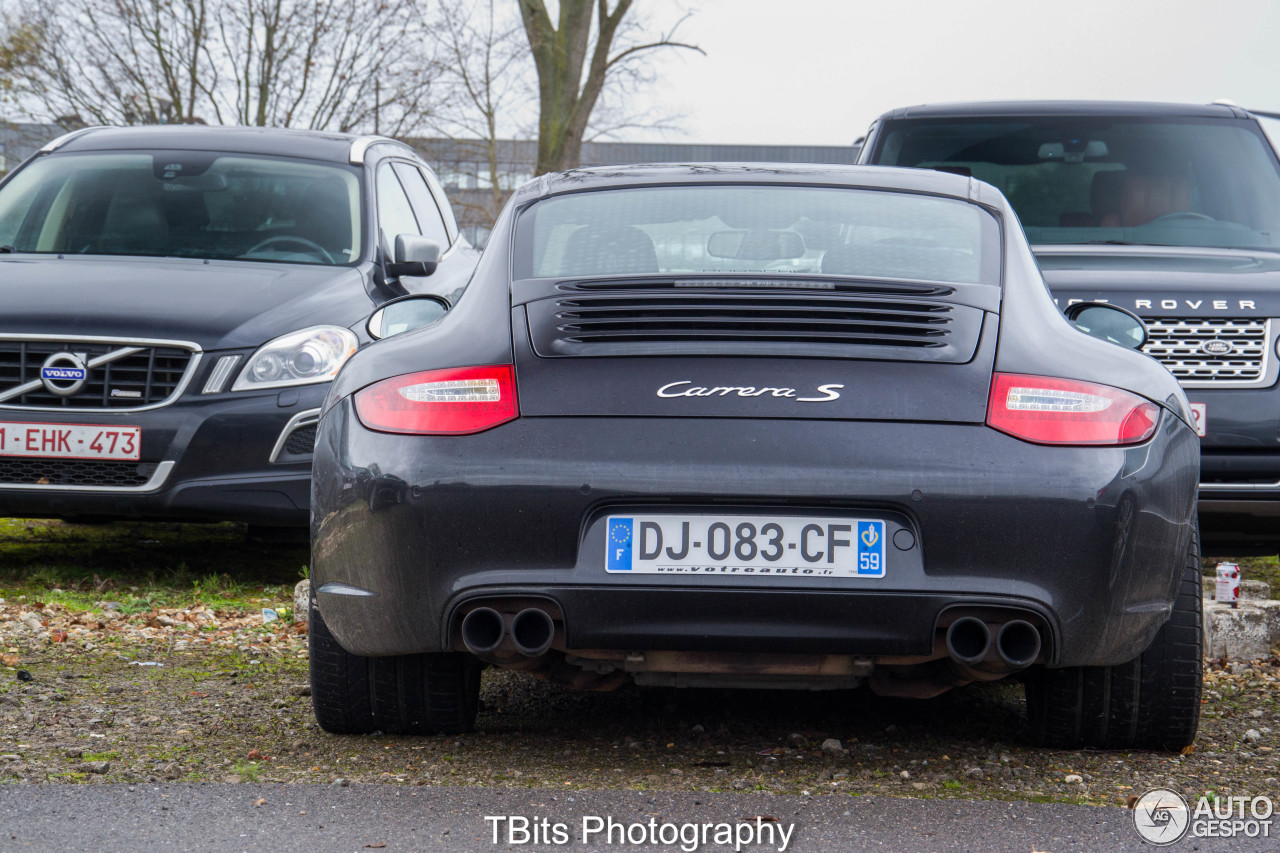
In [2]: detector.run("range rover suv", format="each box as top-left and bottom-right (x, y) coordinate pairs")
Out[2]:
(860, 101), (1280, 554)
(0, 125), (478, 528)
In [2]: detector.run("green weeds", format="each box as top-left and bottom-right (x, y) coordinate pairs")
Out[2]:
(0, 518), (305, 615)
(231, 761), (262, 782)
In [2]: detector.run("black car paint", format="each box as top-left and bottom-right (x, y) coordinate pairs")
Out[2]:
(858, 100), (1280, 553)
(0, 126), (479, 525)
(311, 164), (1198, 675)
(315, 400), (1196, 668)
(1, 257), (368, 349)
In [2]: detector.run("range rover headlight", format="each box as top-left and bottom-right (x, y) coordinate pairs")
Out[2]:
(232, 326), (358, 391)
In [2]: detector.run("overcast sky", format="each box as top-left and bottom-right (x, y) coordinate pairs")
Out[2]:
(630, 0), (1280, 146)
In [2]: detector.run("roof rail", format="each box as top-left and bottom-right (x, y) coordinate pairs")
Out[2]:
(1244, 107), (1280, 121)
(348, 136), (399, 165)
(38, 126), (107, 153)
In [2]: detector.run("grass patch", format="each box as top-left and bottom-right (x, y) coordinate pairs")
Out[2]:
(0, 518), (306, 614)
(231, 761), (262, 782)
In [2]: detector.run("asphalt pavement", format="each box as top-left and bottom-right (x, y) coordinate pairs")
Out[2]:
(0, 784), (1269, 852)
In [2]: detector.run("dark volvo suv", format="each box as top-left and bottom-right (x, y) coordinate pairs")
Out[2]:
(860, 101), (1280, 554)
(0, 125), (477, 529)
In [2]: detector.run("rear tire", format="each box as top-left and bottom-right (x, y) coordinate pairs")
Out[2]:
(308, 590), (481, 735)
(1026, 525), (1202, 750)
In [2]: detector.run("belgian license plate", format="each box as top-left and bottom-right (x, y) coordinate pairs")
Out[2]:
(605, 514), (886, 578)
(0, 421), (141, 461)
(1189, 402), (1206, 438)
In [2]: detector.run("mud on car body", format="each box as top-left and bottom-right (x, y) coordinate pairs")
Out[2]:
(309, 163), (1201, 750)
(0, 125), (478, 528)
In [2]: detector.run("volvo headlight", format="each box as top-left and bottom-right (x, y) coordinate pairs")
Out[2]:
(232, 326), (358, 391)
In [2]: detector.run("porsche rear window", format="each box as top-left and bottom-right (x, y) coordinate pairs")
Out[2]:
(515, 185), (1000, 284)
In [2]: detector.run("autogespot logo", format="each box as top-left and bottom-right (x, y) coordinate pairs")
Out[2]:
(1133, 789), (1191, 846)
(1133, 789), (1275, 844)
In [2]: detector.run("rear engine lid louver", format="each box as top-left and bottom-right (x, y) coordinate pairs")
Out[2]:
(526, 290), (985, 362)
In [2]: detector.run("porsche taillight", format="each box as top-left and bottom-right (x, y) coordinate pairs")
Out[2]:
(986, 373), (1159, 446)
(354, 365), (518, 435)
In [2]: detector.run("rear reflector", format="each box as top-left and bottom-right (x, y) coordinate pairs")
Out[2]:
(986, 372), (1159, 446)
(354, 365), (518, 435)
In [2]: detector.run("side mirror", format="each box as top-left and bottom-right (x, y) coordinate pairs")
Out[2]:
(386, 234), (440, 278)
(367, 294), (449, 340)
(1064, 302), (1148, 350)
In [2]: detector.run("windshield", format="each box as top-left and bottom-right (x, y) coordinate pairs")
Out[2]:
(0, 151), (362, 265)
(516, 185), (1000, 285)
(873, 117), (1280, 251)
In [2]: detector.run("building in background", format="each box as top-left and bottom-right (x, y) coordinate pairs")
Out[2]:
(0, 123), (68, 173)
(411, 138), (863, 247)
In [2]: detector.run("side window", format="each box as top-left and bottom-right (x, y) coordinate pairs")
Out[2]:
(392, 162), (449, 247)
(376, 163), (421, 253)
(420, 166), (460, 243)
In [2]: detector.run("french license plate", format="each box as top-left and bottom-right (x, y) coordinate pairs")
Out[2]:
(605, 514), (886, 578)
(1189, 402), (1206, 438)
(0, 421), (141, 461)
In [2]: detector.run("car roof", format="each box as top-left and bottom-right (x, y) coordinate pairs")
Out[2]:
(513, 162), (992, 205)
(875, 100), (1251, 121)
(43, 125), (415, 164)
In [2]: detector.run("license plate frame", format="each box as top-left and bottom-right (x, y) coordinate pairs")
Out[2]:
(605, 514), (886, 578)
(1188, 402), (1206, 438)
(0, 421), (142, 462)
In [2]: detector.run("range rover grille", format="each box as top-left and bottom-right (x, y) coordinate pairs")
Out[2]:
(527, 292), (983, 362)
(0, 458), (157, 488)
(0, 340), (197, 409)
(1141, 318), (1271, 387)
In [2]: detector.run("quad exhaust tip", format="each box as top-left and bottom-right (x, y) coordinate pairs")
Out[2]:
(996, 619), (1041, 667)
(945, 616), (991, 665)
(511, 608), (556, 657)
(461, 606), (556, 657)
(945, 617), (1042, 669)
(460, 607), (505, 655)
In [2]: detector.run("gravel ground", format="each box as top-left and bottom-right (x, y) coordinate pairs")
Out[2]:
(0, 607), (1277, 806)
(1, 519), (1278, 808)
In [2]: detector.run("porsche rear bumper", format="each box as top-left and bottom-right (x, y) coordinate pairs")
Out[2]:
(311, 398), (1199, 668)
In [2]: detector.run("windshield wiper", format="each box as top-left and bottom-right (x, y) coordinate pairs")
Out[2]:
(1079, 240), (1137, 245)
(0, 246), (15, 253)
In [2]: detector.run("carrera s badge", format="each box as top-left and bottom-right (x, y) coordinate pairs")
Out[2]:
(656, 381), (844, 403)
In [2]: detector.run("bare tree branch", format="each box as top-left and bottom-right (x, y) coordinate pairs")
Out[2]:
(0, 0), (443, 133)
(429, 0), (536, 224)
(519, 0), (701, 174)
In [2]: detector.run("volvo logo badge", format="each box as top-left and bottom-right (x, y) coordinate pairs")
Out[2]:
(39, 352), (90, 397)
(1201, 339), (1233, 355)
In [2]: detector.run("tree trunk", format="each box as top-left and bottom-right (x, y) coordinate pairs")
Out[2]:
(518, 0), (631, 175)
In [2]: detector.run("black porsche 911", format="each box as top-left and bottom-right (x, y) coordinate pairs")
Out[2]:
(309, 163), (1202, 750)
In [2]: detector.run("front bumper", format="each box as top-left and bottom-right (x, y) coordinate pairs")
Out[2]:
(1188, 386), (1280, 552)
(0, 385), (327, 525)
(312, 400), (1199, 668)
